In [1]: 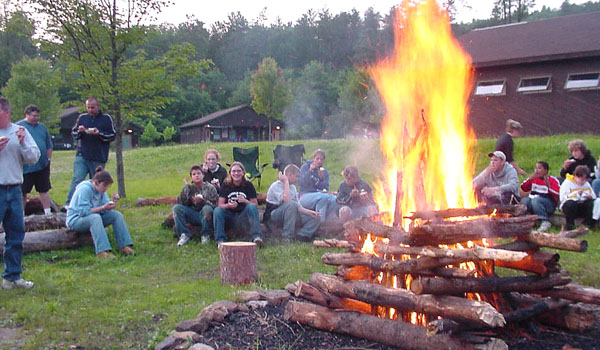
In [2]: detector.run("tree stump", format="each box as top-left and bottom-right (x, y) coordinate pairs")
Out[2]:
(218, 242), (257, 285)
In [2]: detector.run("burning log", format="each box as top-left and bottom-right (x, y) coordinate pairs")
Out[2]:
(406, 204), (528, 221)
(523, 231), (587, 252)
(372, 243), (528, 262)
(284, 301), (507, 350)
(494, 250), (560, 276)
(312, 239), (357, 250)
(0, 213), (66, 233)
(418, 267), (477, 278)
(322, 252), (460, 275)
(534, 284), (600, 305)
(410, 272), (571, 295)
(285, 280), (371, 313)
(0, 228), (93, 253)
(218, 242), (257, 285)
(309, 273), (506, 328)
(335, 265), (374, 280)
(343, 217), (406, 241)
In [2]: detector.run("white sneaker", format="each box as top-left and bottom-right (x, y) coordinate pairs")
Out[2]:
(538, 220), (552, 232)
(253, 237), (264, 248)
(201, 235), (210, 244)
(2, 278), (34, 290)
(177, 234), (190, 246)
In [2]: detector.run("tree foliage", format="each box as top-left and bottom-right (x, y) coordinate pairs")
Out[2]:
(0, 10), (37, 87)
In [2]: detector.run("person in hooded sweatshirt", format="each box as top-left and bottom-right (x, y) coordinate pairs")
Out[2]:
(472, 151), (519, 206)
(66, 166), (134, 259)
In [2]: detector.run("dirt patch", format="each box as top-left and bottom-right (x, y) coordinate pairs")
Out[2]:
(0, 327), (27, 349)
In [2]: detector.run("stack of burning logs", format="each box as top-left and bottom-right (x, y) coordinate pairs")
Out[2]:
(284, 206), (600, 350)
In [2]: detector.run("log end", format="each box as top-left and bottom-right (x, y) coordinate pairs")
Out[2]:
(410, 278), (424, 295)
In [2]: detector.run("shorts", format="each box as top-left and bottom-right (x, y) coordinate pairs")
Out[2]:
(22, 166), (52, 194)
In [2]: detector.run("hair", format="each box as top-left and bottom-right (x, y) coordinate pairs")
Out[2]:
(0, 97), (10, 112)
(224, 161), (247, 186)
(204, 149), (220, 161)
(573, 165), (590, 179)
(537, 161), (549, 171)
(505, 119), (522, 132)
(283, 164), (300, 176)
(568, 139), (588, 154)
(92, 166), (113, 185)
(312, 149), (326, 160)
(85, 97), (99, 105)
(189, 165), (203, 176)
(342, 165), (359, 179)
(24, 105), (40, 116)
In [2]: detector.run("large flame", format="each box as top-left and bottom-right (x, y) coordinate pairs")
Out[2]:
(370, 0), (477, 228)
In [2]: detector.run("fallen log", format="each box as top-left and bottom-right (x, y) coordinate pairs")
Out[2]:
(494, 250), (560, 276)
(411, 272), (571, 295)
(0, 213), (66, 233)
(491, 240), (538, 252)
(137, 193), (267, 207)
(284, 280), (371, 314)
(0, 228), (93, 253)
(535, 284), (600, 305)
(335, 265), (374, 281)
(284, 301), (507, 350)
(322, 252), (460, 275)
(523, 231), (587, 252)
(373, 243), (528, 262)
(558, 227), (588, 239)
(406, 204), (527, 221)
(418, 267), (478, 278)
(23, 196), (61, 215)
(313, 239), (357, 250)
(343, 217), (407, 242)
(309, 273), (505, 328)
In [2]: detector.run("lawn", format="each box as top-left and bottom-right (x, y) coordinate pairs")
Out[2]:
(1, 135), (599, 349)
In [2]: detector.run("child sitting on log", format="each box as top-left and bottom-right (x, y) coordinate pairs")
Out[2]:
(336, 165), (378, 222)
(559, 165), (600, 230)
(66, 166), (134, 259)
(173, 165), (218, 246)
(520, 161), (560, 232)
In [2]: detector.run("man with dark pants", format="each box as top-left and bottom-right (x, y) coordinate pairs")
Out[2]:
(17, 105), (53, 216)
(64, 98), (115, 208)
(0, 97), (40, 289)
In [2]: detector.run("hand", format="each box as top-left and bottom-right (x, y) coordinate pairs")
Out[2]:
(192, 195), (205, 204)
(307, 210), (321, 219)
(359, 191), (369, 200)
(0, 136), (8, 151)
(112, 193), (120, 201)
(183, 178), (189, 185)
(317, 168), (325, 179)
(482, 187), (498, 197)
(309, 162), (318, 171)
(517, 168), (527, 176)
(236, 196), (249, 204)
(78, 125), (86, 132)
(228, 199), (238, 209)
(104, 201), (116, 210)
(350, 188), (360, 198)
(563, 159), (575, 170)
(15, 126), (25, 144)
(91, 128), (99, 135)
(278, 171), (288, 183)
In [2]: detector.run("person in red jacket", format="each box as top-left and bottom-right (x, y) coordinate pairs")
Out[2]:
(520, 161), (560, 232)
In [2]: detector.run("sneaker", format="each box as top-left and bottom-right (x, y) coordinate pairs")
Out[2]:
(2, 278), (34, 290)
(120, 246), (135, 256)
(201, 235), (210, 245)
(177, 234), (190, 246)
(538, 220), (552, 232)
(97, 251), (116, 259)
(253, 237), (264, 248)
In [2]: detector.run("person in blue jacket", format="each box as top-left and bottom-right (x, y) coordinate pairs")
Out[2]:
(298, 149), (337, 222)
(66, 166), (134, 258)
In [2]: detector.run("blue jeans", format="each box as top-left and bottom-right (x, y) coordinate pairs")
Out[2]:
(172, 204), (214, 238)
(270, 201), (320, 239)
(592, 179), (600, 197)
(1, 185), (26, 281)
(299, 192), (337, 222)
(521, 196), (556, 221)
(69, 210), (133, 254)
(213, 204), (262, 242)
(66, 155), (105, 205)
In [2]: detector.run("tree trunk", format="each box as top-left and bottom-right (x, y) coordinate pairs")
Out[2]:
(283, 301), (506, 350)
(321, 252), (460, 275)
(309, 273), (505, 328)
(535, 284), (600, 305)
(0, 228), (93, 253)
(218, 242), (257, 285)
(410, 272), (571, 295)
(115, 113), (126, 198)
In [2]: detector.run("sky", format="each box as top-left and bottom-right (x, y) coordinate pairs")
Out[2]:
(158, 0), (592, 27)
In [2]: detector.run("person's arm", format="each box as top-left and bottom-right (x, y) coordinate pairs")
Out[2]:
(218, 196), (237, 209)
(472, 167), (491, 190)
(510, 161), (527, 176)
(98, 115), (116, 142)
(336, 182), (352, 205)
(498, 168), (519, 195)
(322, 169), (330, 191)
(297, 163), (314, 190)
(278, 172), (291, 203)
(204, 184), (219, 207)
(298, 205), (320, 218)
(177, 185), (194, 207)
(71, 115), (84, 140)
(19, 128), (40, 165)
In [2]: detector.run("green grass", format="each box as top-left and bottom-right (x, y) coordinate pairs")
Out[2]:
(1, 135), (599, 349)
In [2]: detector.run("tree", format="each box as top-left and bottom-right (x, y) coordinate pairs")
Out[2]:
(1, 57), (61, 131)
(250, 57), (291, 141)
(30, 0), (203, 198)
(0, 10), (37, 87)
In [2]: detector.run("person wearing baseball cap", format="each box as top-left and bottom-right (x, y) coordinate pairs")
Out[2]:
(472, 150), (520, 205)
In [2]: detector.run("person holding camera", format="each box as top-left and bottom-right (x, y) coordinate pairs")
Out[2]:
(213, 162), (263, 246)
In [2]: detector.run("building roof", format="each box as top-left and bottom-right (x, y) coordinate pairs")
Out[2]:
(457, 11), (600, 68)
(179, 105), (283, 129)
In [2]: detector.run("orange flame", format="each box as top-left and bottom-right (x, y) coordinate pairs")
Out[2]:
(369, 0), (477, 228)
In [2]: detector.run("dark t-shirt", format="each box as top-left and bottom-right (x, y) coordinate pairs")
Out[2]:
(495, 133), (514, 163)
(219, 181), (257, 212)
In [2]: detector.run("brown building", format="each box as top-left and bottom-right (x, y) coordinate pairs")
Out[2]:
(458, 12), (600, 136)
(179, 105), (283, 143)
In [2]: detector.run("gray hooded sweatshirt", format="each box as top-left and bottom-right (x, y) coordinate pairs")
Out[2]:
(472, 162), (519, 196)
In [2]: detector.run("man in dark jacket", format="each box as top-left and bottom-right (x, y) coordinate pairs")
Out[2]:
(64, 98), (116, 207)
(559, 139), (596, 184)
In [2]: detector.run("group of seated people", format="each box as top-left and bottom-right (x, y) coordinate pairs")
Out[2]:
(172, 149), (378, 247)
(473, 139), (600, 231)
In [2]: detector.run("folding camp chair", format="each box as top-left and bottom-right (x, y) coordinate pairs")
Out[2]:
(232, 146), (269, 190)
(272, 144), (305, 172)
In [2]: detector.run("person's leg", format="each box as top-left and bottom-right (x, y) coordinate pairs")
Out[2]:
(240, 203), (263, 240)
(213, 207), (233, 243)
(530, 197), (556, 221)
(36, 166), (53, 214)
(350, 205), (379, 219)
(1, 186), (26, 282)
(101, 210), (134, 250)
(271, 202), (298, 237)
(311, 193), (333, 222)
(339, 206), (352, 222)
(592, 179), (600, 197)
(70, 213), (112, 254)
(299, 192), (319, 211)
(200, 205), (214, 239)
(520, 196), (533, 214)
(20, 173), (34, 210)
(297, 212), (320, 240)
(582, 199), (595, 226)
(173, 204), (195, 238)
(66, 155), (90, 205)
(593, 198), (600, 222)
(324, 194), (338, 220)
(561, 200), (578, 229)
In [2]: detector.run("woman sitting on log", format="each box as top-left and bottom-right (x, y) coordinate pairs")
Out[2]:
(336, 165), (378, 222)
(298, 149), (338, 222)
(213, 162), (263, 246)
(201, 149), (227, 190)
(66, 166), (134, 259)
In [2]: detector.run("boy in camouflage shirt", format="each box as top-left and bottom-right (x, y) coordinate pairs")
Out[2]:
(173, 165), (218, 246)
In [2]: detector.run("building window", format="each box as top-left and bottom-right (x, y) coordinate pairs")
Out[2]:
(474, 80), (506, 96)
(565, 72), (600, 90)
(517, 76), (551, 93)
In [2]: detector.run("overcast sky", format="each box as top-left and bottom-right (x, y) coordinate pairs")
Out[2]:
(158, 0), (592, 27)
